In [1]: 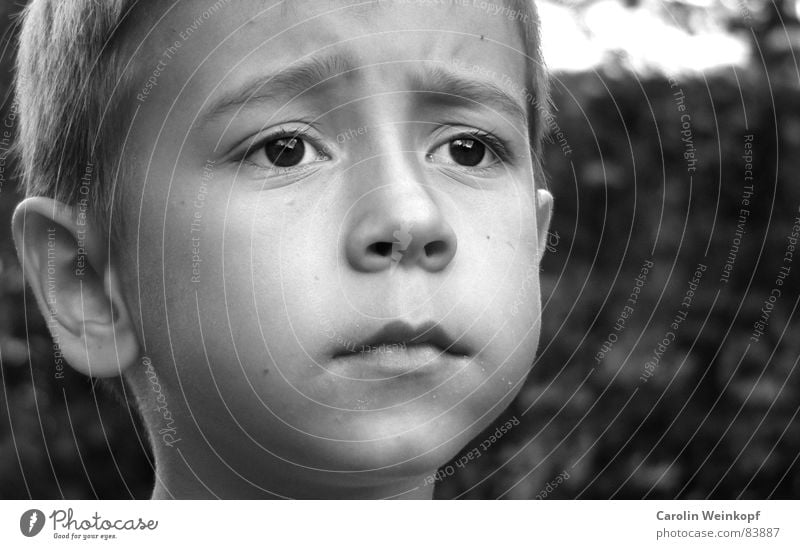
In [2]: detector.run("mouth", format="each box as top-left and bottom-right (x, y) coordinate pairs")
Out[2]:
(335, 320), (470, 357)
(330, 320), (471, 376)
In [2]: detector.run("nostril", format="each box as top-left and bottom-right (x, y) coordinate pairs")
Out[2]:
(367, 241), (393, 257)
(424, 240), (448, 257)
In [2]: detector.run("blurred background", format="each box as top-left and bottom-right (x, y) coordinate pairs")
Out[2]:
(1, 0), (798, 499)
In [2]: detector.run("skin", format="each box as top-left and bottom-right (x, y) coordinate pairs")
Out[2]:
(13, 0), (552, 498)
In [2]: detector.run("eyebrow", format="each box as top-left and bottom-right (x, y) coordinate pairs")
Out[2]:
(200, 52), (528, 127)
(411, 65), (528, 123)
(200, 52), (355, 126)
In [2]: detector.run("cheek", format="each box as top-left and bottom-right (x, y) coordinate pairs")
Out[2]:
(454, 189), (541, 317)
(458, 198), (542, 379)
(218, 194), (332, 359)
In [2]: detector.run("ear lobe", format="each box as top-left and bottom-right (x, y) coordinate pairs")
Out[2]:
(535, 188), (554, 261)
(11, 197), (140, 378)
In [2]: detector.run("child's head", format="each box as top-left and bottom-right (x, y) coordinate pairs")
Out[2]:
(13, 0), (553, 498)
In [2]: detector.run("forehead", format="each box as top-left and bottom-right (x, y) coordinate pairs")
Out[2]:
(135, 0), (533, 36)
(126, 0), (532, 87)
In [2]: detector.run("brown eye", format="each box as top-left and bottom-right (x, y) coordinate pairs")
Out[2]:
(244, 133), (328, 171)
(264, 137), (306, 167)
(427, 133), (502, 169)
(448, 138), (485, 167)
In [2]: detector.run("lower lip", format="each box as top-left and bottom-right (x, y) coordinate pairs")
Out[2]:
(330, 343), (469, 379)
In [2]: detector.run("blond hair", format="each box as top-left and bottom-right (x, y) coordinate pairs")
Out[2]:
(15, 0), (136, 242)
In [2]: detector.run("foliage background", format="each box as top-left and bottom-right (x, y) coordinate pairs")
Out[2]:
(1, 0), (798, 498)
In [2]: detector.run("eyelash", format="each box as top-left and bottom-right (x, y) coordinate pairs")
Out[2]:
(236, 126), (513, 173)
(438, 128), (511, 163)
(239, 125), (328, 173)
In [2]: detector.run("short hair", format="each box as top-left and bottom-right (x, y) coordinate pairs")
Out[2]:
(15, 0), (137, 243)
(15, 0), (549, 242)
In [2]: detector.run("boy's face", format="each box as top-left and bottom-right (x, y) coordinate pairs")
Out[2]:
(123, 0), (551, 482)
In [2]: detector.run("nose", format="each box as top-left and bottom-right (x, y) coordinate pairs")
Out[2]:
(345, 168), (457, 273)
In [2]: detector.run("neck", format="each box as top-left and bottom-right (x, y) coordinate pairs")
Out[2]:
(149, 437), (437, 499)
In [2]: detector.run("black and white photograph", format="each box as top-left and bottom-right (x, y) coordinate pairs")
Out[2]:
(0, 0), (797, 543)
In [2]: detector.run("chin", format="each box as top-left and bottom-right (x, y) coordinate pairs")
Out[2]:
(304, 406), (490, 479)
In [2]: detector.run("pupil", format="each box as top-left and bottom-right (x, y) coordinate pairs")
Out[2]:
(449, 138), (485, 167)
(265, 137), (305, 167)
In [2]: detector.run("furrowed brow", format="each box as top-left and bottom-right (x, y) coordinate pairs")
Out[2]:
(200, 52), (355, 126)
(412, 65), (528, 124)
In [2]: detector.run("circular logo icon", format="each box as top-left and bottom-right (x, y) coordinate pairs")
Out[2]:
(20, 509), (45, 537)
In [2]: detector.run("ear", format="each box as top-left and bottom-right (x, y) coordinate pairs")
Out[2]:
(535, 188), (554, 260)
(11, 197), (140, 378)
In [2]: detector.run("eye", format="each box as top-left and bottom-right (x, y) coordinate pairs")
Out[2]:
(245, 134), (328, 169)
(427, 133), (504, 169)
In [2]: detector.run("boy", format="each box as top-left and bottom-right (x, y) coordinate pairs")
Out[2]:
(12, 0), (553, 498)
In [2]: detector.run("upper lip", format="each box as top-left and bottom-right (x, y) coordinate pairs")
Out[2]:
(335, 320), (470, 357)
